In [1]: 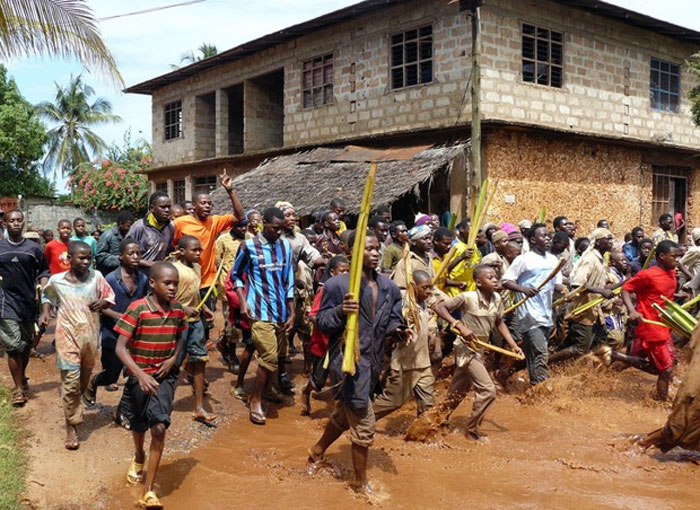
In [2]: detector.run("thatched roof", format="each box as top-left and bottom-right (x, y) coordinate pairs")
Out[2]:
(211, 142), (470, 217)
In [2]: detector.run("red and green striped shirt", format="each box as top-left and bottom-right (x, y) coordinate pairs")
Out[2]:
(114, 296), (187, 374)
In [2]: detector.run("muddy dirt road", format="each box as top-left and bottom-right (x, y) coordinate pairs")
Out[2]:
(5, 322), (700, 510)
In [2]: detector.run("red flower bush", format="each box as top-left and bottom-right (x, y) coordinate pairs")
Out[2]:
(71, 159), (148, 213)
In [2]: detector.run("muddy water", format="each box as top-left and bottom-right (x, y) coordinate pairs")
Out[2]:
(104, 365), (700, 510)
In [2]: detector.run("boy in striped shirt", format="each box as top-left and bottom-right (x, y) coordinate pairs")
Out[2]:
(232, 207), (295, 426)
(114, 261), (187, 510)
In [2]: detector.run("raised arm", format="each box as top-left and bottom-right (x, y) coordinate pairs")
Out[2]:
(220, 170), (245, 220)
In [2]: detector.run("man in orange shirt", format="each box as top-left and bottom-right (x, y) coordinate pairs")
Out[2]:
(173, 171), (244, 339)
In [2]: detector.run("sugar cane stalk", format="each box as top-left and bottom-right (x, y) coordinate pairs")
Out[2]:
(503, 258), (565, 315)
(642, 246), (656, 270)
(450, 328), (524, 360)
(569, 287), (621, 318)
(342, 163), (377, 375)
(432, 244), (457, 286)
(552, 285), (586, 308)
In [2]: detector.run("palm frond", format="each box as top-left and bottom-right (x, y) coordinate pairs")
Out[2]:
(0, 0), (123, 86)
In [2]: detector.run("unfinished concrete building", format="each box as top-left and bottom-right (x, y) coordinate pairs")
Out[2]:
(126, 0), (700, 236)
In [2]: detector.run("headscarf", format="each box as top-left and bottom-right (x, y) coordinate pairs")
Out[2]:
(414, 213), (432, 227)
(275, 201), (294, 213)
(408, 225), (432, 240)
(500, 222), (517, 235)
(691, 227), (700, 243)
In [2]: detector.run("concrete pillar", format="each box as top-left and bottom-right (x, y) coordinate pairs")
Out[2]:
(216, 88), (229, 157)
(185, 176), (193, 201)
(167, 179), (174, 200)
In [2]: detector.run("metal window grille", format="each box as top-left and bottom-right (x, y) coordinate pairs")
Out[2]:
(194, 175), (217, 195)
(302, 54), (334, 108)
(164, 100), (182, 140)
(650, 58), (680, 113)
(173, 179), (186, 204)
(522, 23), (563, 88)
(390, 25), (433, 90)
(154, 181), (168, 193)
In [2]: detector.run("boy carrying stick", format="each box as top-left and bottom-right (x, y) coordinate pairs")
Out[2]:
(173, 235), (217, 424)
(114, 262), (188, 510)
(433, 265), (523, 440)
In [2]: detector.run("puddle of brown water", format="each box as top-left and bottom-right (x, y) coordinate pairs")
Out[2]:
(102, 365), (700, 510)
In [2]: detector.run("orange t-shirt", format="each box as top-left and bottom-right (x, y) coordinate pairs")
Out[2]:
(173, 214), (235, 288)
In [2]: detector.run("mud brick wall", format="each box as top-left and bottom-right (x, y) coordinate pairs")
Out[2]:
(484, 129), (700, 238)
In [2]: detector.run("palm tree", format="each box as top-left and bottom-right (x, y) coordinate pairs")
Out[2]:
(37, 75), (121, 178)
(0, 0), (122, 85)
(170, 43), (218, 69)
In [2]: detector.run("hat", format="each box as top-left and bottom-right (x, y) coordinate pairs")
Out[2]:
(500, 222), (517, 235)
(483, 222), (497, 232)
(408, 225), (432, 240)
(275, 201), (294, 212)
(518, 219), (533, 229)
(23, 231), (40, 240)
(414, 213), (432, 227)
(589, 228), (613, 243)
(691, 227), (700, 243)
(508, 231), (523, 241)
(491, 230), (509, 243)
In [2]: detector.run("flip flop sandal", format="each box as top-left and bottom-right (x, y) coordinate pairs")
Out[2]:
(105, 384), (119, 392)
(127, 458), (145, 484)
(231, 387), (248, 402)
(138, 491), (164, 510)
(11, 389), (27, 408)
(249, 410), (266, 425)
(193, 413), (218, 428)
(82, 385), (97, 407)
(306, 449), (341, 477)
(64, 437), (80, 451)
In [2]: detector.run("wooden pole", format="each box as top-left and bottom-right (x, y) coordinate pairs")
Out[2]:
(470, 3), (482, 196)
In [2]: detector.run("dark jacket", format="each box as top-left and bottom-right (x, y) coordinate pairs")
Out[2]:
(96, 226), (124, 275)
(317, 271), (404, 410)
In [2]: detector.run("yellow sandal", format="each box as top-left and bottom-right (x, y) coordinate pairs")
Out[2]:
(127, 458), (144, 484)
(138, 491), (163, 509)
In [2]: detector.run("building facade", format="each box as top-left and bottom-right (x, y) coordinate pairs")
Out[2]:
(127, 0), (700, 236)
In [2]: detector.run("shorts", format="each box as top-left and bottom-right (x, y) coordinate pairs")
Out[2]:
(329, 400), (376, 448)
(117, 370), (178, 433)
(632, 338), (674, 372)
(251, 321), (285, 371)
(0, 319), (34, 354)
(182, 320), (208, 363)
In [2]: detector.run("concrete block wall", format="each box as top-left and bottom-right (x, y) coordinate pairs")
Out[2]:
(23, 203), (119, 232)
(148, 0), (699, 170)
(481, 0), (700, 146)
(194, 93), (216, 160)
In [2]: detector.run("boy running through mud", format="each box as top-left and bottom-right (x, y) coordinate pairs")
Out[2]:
(433, 265), (523, 440)
(307, 231), (406, 493)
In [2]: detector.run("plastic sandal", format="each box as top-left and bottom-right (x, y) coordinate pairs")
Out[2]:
(127, 458), (145, 484)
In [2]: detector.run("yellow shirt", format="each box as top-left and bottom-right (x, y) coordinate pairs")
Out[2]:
(173, 260), (202, 321)
(215, 233), (242, 297)
(447, 240), (481, 297)
(337, 220), (347, 235)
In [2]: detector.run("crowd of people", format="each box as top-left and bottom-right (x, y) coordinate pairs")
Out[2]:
(0, 175), (698, 508)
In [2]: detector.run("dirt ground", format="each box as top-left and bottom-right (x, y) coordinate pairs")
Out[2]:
(3, 319), (700, 510)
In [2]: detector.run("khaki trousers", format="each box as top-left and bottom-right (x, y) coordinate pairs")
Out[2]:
(445, 345), (497, 434)
(373, 366), (435, 419)
(60, 367), (93, 425)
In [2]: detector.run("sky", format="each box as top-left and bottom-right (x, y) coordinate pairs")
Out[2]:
(4, 0), (700, 191)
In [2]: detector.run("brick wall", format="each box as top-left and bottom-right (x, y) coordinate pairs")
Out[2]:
(147, 0), (699, 169)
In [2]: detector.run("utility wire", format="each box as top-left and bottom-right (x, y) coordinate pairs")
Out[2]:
(99, 0), (207, 21)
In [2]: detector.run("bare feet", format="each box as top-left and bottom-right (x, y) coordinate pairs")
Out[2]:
(301, 384), (312, 416)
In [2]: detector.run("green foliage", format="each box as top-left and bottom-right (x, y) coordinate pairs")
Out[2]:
(0, 64), (55, 197)
(0, 386), (27, 510)
(106, 129), (153, 165)
(688, 52), (700, 127)
(69, 159), (148, 213)
(170, 42), (218, 69)
(0, 0), (122, 85)
(37, 74), (121, 179)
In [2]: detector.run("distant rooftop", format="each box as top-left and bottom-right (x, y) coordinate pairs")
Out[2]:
(125, 0), (700, 95)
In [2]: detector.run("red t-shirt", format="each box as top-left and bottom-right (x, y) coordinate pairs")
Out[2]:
(622, 265), (677, 342)
(44, 239), (70, 274)
(308, 288), (329, 357)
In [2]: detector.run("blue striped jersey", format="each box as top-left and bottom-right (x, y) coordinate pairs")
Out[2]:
(231, 233), (294, 323)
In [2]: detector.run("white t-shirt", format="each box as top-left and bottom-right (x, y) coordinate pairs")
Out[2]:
(502, 250), (562, 330)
